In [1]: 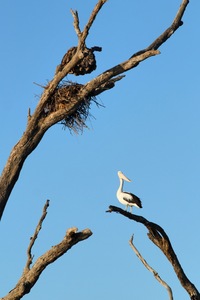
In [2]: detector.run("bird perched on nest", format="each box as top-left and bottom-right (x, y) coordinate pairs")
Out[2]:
(55, 46), (102, 75)
(116, 171), (142, 213)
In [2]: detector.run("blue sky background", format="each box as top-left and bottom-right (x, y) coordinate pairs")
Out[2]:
(0, 1), (200, 299)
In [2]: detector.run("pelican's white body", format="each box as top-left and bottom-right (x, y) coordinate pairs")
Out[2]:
(116, 171), (142, 212)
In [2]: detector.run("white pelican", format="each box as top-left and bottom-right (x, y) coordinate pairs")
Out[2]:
(116, 171), (142, 213)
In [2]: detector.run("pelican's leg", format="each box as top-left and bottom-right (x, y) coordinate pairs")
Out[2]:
(125, 205), (128, 211)
(130, 206), (132, 214)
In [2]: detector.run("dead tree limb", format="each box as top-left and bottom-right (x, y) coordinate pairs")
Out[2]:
(0, 0), (190, 220)
(24, 200), (50, 272)
(107, 205), (200, 300)
(129, 235), (173, 300)
(1, 201), (92, 300)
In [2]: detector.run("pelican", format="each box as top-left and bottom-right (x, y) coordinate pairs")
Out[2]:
(116, 171), (142, 213)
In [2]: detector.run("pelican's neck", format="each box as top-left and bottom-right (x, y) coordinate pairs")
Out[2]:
(117, 178), (124, 195)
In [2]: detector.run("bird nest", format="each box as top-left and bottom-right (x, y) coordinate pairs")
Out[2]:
(46, 81), (98, 134)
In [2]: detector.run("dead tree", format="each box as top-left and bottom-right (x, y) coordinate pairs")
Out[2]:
(0, 0), (192, 299)
(0, 0), (189, 220)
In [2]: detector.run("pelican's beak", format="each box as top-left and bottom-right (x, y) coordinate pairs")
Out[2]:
(118, 171), (131, 182)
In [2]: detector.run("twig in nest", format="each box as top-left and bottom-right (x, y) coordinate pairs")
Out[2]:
(61, 99), (92, 134)
(33, 82), (47, 89)
(129, 234), (173, 300)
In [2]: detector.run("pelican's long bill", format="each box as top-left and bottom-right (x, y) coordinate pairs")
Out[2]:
(117, 171), (131, 182)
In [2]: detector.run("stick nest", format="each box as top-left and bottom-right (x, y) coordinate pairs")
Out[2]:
(46, 81), (98, 134)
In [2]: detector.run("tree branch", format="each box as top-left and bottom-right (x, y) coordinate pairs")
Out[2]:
(129, 235), (173, 300)
(24, 200), (50, 272)
(80, 0), (108, 47)
(70, 9), (81, 37)
(135, 0), (189, 53)
(80, 0), (189, 97)
(1, 201), (92, 300)
(107, 205), (200, 300)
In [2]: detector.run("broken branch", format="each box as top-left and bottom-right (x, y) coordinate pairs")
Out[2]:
(129, 234), (173, 300)
(71, 9), (81, 37)
(1, 201), (92, 300)
(25, 200), (50, 271)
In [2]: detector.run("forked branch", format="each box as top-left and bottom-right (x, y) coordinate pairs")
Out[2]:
(71, 0), (108, 47)
(107, 205), (200, 300)
(1, 201), (92, 300)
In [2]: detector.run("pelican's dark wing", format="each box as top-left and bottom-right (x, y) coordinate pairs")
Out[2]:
(123, 192), (142, 208)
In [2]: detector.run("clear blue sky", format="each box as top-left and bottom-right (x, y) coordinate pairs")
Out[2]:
(0, 1), (200, 299)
